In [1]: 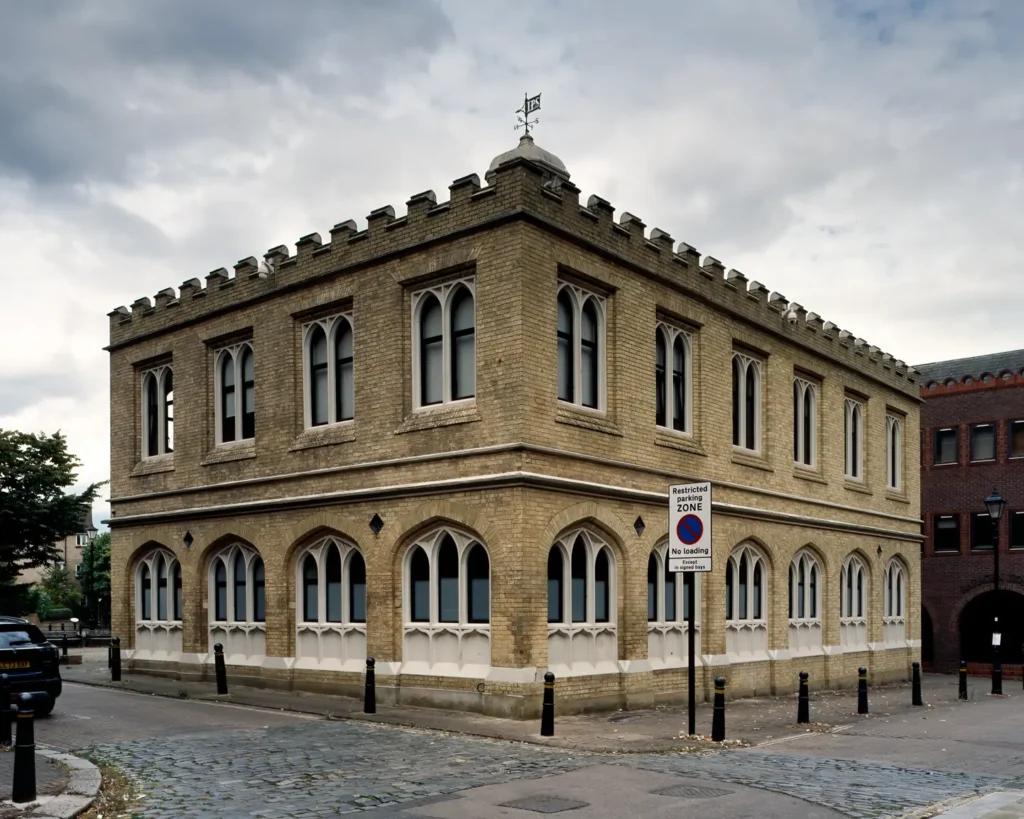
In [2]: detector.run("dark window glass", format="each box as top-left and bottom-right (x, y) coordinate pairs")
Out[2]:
(753, 561), (763, 620)
(789, 564), (795, 619)
(731, 357), (741, 446)
(655, 331), (666, 427)
(803, 387), (813, 465)
(850, 406), (860, 478)
(252, 558), (265, 622)
(672, 336), (686, 431)
(725, 561), (733, 620)
(971, 424), (995, 461)
(937, 515), (958, 552)
(233, 553), (246, 621)
(145, 373), (159, 456)
(326, 544), (342, 622)
(1011, 421), (1024, 458)
(466, 544), (489, 624)
(349, 551), (366, 623)
(420, 295), (443, 406)
(856, 567), (863, 617)
(934, 428), (958, 464)
(889, 420), (900, 486)
(163, 370), (174, 453)
(745, 365), (756, 449)
(664, 559), (677, 622)
(1011, 512), (1024, 549)
(437, 535), (459, 623)
(594, 549), (610, 623)
(557, 290), (574, 402)
(809, 565), (817, 618)
(797, 561), (805, 619)
(410, 547), (430, 622)
(647, 554), (658, 621)
(547, 548), (563, 623)
(738, 554), (748, 620)
(303, 554), (318, 622)
(240, 347), (255, 440)
(335, 319), (354, 421)
(580, 299), (599, 408)
(971, 512), (994, 550)
(844, 567), (853, 617)
(309, 325), (328, 426)
(571, 537), (587, 623)
(221, 354), (236, 442)
(173, 563), (182, 621)
(792, 381), (800, 463)
(451, 287), (476, 400)
(215, 562), (227, 621)
(140, 564), (151, 620)
(156, 556), (167, 620)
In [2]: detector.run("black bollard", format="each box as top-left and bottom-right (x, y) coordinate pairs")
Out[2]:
(912, 661), (923, 706)
(797, 671), (810, 724)
(711, 676), (726, 741)
(0, 674), (10, 747)
(857, 666), (869, 715)
(11, 693), (36, 804)
(540, 671), (555, 737)
(959, 660), (968, 700)
(111, 637), (122, 682)
(364, 657), (376, 714)
(214, 643), (228, 695)
(61, 633), (68, 660)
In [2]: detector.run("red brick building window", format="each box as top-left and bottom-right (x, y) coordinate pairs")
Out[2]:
(1012, 512), (1024, 549)
(934, 428), (958, 465)
(933, 515), (960, 552)
(1010, 421), (1024, 459)
(970, 424), (996, 462)
(970, 512), (995, 551)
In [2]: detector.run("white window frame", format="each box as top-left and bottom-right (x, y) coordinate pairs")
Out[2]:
(141, 364), (174, 458)
(410, 278), (476, 411)
(208, 543), (265, 625)
(301, 313), (354, 429)
(213, 342), (255, 445)
(844, 397), (864, 480)
(557, 282), (607, 412)
(402, 526), (490, 627)
(886, 414), (903, 491)
(135, 548), (182, 625)
(731, 353), (762, 453)
(655, 322), (693, 435)
(793, 377), (817, 468)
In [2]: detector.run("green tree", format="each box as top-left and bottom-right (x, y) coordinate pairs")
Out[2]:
(39, 563), (80, 609)
(80, 532), (111, 625)
(0, 430), (102, 616)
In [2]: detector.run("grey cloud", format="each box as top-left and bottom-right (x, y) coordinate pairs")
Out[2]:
(0, 371), (91, 416)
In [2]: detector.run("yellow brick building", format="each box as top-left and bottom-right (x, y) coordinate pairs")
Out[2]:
(106, 135), (922, 717)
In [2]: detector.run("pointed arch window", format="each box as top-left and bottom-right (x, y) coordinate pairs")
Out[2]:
(647, 542), (701, 667)
(788, 549), (822, 652)
(214, 562), (227, 621)
(172, 563), (182, 621)
(437, 535), (460, 623)
(294, 536), (367, 637)
(548, 547), (564, 623)
(302, 554), (319, 622)
(134, 548), (182, 625)
(547, 529), (617, 628)
(656, 323), (692, 434)
(840, 554), (869, 646)
(883, 557), (907, 644)
(844, 397), (864, 480)
(557, 283), (606, 410)
(208, 544), (264, 625)
(732, 353), (761, 452)
(140, 564), (152, 620)
(412, 279), (476, 409)
(214, 343), (255, 444)
(302, 313), (355, 428)
(725, 544), (766, 623)
(793, 377), (817, 467)
(141, 365), (174, 458)
(156, 555), (168, 621)
(886, 414), (903, 491)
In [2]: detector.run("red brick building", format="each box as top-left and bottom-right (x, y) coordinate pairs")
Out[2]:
(916, 349), (1024, 673)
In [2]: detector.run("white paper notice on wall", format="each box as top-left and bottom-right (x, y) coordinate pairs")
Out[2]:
(668, 481), (712, 573)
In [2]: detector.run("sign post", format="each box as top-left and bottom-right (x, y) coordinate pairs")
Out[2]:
(669, 481), (712, 738)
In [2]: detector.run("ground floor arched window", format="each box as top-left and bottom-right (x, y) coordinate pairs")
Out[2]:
(788, 549), (822, 653)
(208, 542), (266, 663)
(647, 542), (701, 668)
(883, 558), (907, 644)
(840, 554), (869, 649)
(725, 542), (768, 655)
(134, 548), (183, 659)
(402, 526), (490, 675)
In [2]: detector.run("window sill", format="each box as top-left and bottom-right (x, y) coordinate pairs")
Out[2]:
(395, 403), (481, 434)
(289, 423), (356, 452)
(932, 462), (960, 467)
(885, 490), (910, 504)
(793, 467), (826, 485)
(730, 450), (773, 473)
(969, 459), (997, 465)
(556, 405), (623, 437)
(131, 455), (174, 477)
(931, 549), (962, 556)
(654, 429), (705, 456)
(202, 440), (256, 466)
(843, 480), (872, 496)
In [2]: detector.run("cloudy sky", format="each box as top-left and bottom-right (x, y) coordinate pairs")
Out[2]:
(2, 0), (1022, 527)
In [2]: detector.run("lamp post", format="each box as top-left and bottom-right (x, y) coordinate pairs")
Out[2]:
(984, 489), (1006, 696)
(85, 524), (98, 629)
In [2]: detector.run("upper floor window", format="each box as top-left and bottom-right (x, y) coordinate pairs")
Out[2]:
(970, 512), (994, 550)
(412, 279), (475, 409)
(933, 514), (960, 552)
(75, 534), (88, 547)
(655, 323), (692, 433)
(557, 283), (606, 410)
(934, 428), (958, 465)
(1011, 421), (1024, 459)
(886, 414), (902, 491)
(731, 353), (761, 452)
(141, 365), (174, 458)
(215, 343), (255, 444)
(792, 377), (816, 467)
(844, 397), (863, 480)
(1012, 511), (1024, 549)
(970, 423), (996, 462)
(302, 314), (354, 428)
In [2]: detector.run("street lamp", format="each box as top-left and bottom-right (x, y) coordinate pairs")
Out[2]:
(85, 523), (98, 630)
(984, 488), (1006, 695)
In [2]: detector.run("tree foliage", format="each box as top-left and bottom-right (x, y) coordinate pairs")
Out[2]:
(81, 531), (111, 603)
(39, 563), (80, 609)
(0, 429), (102, 615)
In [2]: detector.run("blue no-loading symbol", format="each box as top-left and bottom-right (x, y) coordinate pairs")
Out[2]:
(676, 514), (704, 545)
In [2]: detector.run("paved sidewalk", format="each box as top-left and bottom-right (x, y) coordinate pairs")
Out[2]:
(937, 792), (1024, 818)
(60, 652), (978, 751)
(0, 750), (67, 803)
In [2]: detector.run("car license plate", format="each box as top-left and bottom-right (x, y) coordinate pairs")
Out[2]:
(0, 660), (30, 670)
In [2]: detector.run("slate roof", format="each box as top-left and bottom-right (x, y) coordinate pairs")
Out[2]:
(913, 348), (1024, 383)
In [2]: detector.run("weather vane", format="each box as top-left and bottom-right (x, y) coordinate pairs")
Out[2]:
(515, 92), (541, 136)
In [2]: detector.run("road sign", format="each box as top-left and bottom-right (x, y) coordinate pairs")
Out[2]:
(668, 481), (712, 573)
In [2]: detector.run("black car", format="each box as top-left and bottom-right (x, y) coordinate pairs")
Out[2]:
(0, 616), (62, 716)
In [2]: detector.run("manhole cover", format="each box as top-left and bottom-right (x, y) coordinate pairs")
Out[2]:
(653, 784), (735, 799)
(499, 795), (590, 813)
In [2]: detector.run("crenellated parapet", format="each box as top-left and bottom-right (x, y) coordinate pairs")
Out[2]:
(107, 150), (919, 396)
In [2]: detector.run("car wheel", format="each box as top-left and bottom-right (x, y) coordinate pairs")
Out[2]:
(34, 698), (55, 717)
